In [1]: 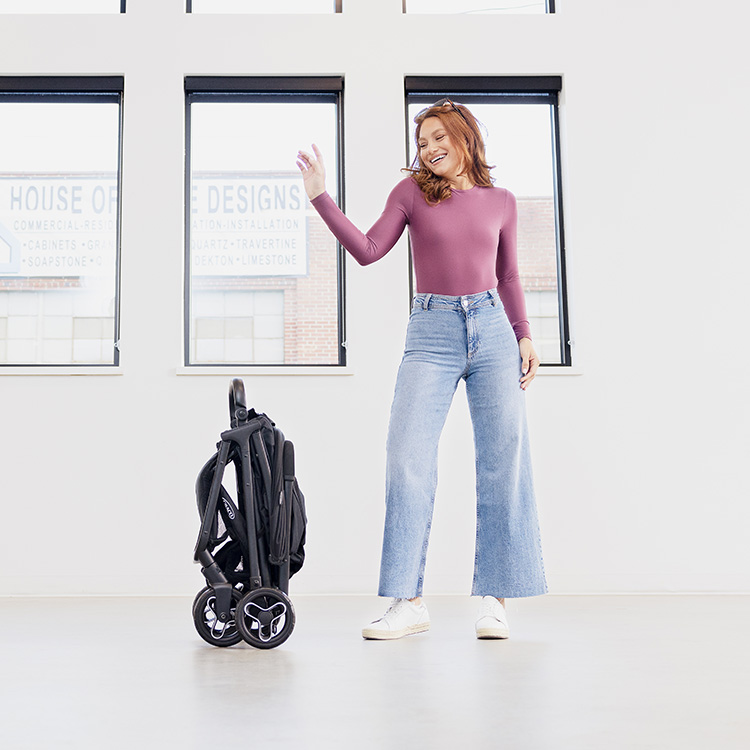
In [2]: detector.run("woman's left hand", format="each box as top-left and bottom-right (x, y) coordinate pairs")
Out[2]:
(518, 337), (539, 390)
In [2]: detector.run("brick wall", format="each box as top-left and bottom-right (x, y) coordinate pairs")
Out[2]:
(191, 210), (340, 365)
(517, 196), (558, 292)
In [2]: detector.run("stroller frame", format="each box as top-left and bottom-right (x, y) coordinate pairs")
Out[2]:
(192, 378), (303, 649)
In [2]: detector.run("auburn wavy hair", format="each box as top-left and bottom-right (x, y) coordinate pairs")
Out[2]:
(403, 100), (494, 205)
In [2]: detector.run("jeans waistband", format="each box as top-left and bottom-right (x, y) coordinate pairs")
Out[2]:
(413, 289), (500, 312)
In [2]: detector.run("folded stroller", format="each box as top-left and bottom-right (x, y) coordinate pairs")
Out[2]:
(192, 379), (307, 649)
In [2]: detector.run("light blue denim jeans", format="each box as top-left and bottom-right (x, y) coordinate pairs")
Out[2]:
(379, 289), (547, 599)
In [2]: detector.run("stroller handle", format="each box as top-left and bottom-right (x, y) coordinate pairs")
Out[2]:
(283, 440), (295, 476)
(229, 378), (248, 423)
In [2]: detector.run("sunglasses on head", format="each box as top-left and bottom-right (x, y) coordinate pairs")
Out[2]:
(418, 98), (468, 123)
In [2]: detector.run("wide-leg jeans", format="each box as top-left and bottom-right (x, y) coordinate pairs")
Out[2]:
(379, 289), (548, 599)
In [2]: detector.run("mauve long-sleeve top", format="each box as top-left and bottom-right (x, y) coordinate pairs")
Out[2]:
(310, 176), (531, 341)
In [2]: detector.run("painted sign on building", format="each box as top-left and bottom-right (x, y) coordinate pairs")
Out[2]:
(190, 173), (307, 277)
(0, 175), (118, 277)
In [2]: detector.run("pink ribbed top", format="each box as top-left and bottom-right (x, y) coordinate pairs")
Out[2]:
(311, 176), (531, 341)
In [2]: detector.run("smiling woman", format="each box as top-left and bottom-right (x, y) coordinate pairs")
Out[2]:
(296, 98), (547, 641)
(417, 116), (472, 193)
(409, 99), (494, 203)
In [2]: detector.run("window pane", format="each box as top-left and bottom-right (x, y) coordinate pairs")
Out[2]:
(0, 0), (122, 12)
(0, 98), (121, 365)
(407, 100), (562, 364)
(189, 0), (337, 13)
(404, 1), (548, 13)
(187, 98), (342, 365)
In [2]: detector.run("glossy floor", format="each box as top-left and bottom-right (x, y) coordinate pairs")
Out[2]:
(0, 595), (747, 749)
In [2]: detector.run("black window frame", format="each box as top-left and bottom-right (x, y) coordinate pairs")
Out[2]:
(184, 76), (346, 368)
(405, 75), (570, 367)
(0, 75), (125, 368)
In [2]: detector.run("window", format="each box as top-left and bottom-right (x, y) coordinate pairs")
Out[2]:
(405, 76), (569, 366)
(185, 77), (345, 366)
(403, 1), (554, 14)
(187, 1), (341, 13)
(0, 77), (123, 366)
(0, 0), (125, 12)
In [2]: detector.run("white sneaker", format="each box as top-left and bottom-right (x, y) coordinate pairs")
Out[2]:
(361, 598), (431, 640)
(475, 596), (510, 639)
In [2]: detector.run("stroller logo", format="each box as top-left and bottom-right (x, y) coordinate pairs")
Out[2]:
(222, 498), (236, 521)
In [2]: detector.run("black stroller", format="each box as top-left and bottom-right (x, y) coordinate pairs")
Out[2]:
(192, 379), (306, 649)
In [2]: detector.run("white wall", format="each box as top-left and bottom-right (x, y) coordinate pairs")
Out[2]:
(0, 0), (747, 596)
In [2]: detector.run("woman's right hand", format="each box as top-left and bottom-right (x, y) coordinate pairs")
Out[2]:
(296, 143), (326, 201)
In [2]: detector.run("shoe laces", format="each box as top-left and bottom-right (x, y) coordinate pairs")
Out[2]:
(379, 598), (414, 621)
(478, 597), (503, 619)
(385, 598), (408, 614)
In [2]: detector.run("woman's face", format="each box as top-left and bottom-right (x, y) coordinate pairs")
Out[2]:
(417, 116), (464, 180)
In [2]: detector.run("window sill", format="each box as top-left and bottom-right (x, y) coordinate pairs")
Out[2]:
(176, 365), (354, 376)
(537, 366), (583, 376)
(0, 366), (123, 376)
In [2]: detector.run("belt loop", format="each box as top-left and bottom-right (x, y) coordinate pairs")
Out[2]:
(422, 293), (432, 310)
(490, 289), (498, 307)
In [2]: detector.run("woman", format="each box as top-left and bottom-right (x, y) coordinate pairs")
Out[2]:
(297, 99), (547, 640)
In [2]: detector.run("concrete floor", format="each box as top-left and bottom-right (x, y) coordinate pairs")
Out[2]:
(0, 594), (747, 749)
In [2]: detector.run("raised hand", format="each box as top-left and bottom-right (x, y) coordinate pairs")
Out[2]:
(296, 143), (326, 201)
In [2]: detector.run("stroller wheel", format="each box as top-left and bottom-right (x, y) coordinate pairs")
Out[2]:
(192, 586), (211, 619)
(192, 584), (243, 619)
(193, 587), (243, 647)
(236, 588), (296, 649)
